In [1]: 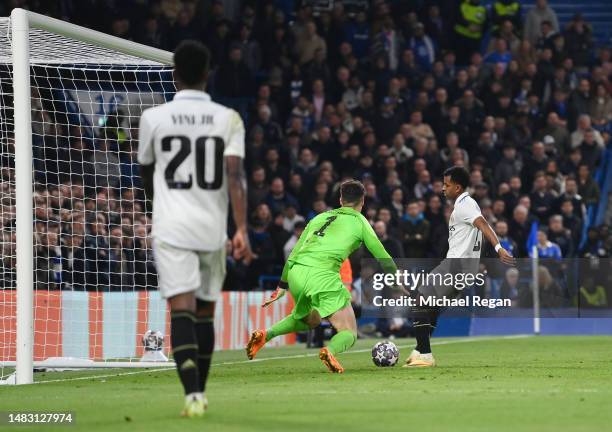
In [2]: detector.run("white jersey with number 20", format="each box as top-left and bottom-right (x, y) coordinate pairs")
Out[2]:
(138, 89), (245, 251)
(447, 191), (482, 258)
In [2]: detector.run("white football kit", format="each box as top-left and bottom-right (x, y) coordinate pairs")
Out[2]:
(447, 191), (483, 259)
(138, 89), (245, 300)
(417, 190), (483, 295)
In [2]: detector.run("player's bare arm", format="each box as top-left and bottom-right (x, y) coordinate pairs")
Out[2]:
(226, 155), (252, 263)
(473, 216), (515, 265)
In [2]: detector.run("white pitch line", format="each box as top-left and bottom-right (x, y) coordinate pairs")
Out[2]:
(33, 367), (176, 384)
(215, 334), (531, 366)
(34, 335), (531, 384)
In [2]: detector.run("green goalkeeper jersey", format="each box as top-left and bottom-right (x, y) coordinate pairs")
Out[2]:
(280, 206), (397, 282)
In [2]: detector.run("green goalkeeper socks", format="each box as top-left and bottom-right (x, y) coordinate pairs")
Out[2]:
(327, 330), (356, 355)
(266, 315), (310, 341)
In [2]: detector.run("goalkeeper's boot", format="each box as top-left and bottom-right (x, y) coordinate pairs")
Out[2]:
(181, 393), (206, 418)
(246, 330), (267, 360)
(402, 351), (436, 368)
(319, 347), (345, 373)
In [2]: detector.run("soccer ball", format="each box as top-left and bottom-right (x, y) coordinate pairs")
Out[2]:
(371, 341), (399, 367)
(142, 330), (164, 352)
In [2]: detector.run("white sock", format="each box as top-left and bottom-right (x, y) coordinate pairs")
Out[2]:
(410, 349), (420, 357)
(420, 353), (433, 360)
(185, 392), (203, 403)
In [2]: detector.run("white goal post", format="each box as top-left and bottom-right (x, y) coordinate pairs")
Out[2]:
(3, 8), (173, 385)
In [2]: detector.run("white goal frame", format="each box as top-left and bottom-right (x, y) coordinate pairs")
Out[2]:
(9, 8), (173, 385)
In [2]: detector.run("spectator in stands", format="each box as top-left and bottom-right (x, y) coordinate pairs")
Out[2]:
(521, 141), (549, 192)
(453, 0), (488, 65)
(283, 221), (306, 261)
(559, 198), (583, 244)
(408, 23), (435, 72)
(215, 44), (253, 99)
(580, 227), (609, 258)
(400, 200), (430, 258)
(530, 172), (556, 222)
(423, 4), (449, 50)
(576, 164), (601, 207)
(254, 105), (283, 145)
(35, 223), (62, 291)
(548, 214), (575, 257)
(536, 228), (562, 259)
(373, 220), (404, 258)
(570, 115), (605, 149)
(484, 38), (512, 69)
(534, 20), (557, 52)
(495, 220), (518, 258)
(569, 80), (593, 124)
(491, 1), (522, 34)
(263, 147), (289, 183)
(295, 20), (327, 65)
(132, 223), (157, 290)
(509, 205), (531, 257)
(491, 21), (521, 57)
(579, 276), (608, 308)
(579, 129), (603, 170)
(413, 169), (433, 200)
(495, 144), (522, 186)
(524, 0), (559, 46)
(247, 204), (278, 288)
(248, 166), (269, 209)
(84, 213), (113, 288)
(537, 112), (569, 157)
(344, 11), (370, 60)
(265, 177), (299, 215)
(499, 267), (527, 306)
(236, 22), (261, 74)
(535, 265), (566, 307)
(560, 148), (582, 175)
(564, 14), (593, 70)
(60, 226), (87, 290)
(589, 83), (612, 129)
(282, 204), (305, 233)
(406, 111), (435, 142)
(371, 16), (403, 71)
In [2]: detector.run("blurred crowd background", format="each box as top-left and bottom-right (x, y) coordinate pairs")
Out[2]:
(0, 0), (611, 308)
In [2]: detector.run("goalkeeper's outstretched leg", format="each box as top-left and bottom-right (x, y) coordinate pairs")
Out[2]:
(246, 311), (319, 360)
(319, 304), (357, 373)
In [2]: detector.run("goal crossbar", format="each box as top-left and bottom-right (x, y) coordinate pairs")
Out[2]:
(11, 9), (173, 65)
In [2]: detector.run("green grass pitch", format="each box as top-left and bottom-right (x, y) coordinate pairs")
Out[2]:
(1, 335), (611, 432)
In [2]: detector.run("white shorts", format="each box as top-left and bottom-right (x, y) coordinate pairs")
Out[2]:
(153, 240), (226, 301)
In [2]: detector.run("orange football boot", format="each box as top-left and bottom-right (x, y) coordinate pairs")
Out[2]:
(319, 347), (345, 373)
(246, 330), (267, 360)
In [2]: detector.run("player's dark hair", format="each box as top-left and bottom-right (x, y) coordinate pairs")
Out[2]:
(340, 180), (365, 205)
(173, 40), (210, 87)
(444, 166), (470, 190)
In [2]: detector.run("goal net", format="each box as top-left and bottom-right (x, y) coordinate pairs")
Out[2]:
(0, 10), (177, 384)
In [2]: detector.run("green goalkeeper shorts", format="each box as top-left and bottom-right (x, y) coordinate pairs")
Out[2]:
(287, 263), (351, 320)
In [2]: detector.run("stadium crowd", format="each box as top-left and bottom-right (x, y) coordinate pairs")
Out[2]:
(0, 0), (610, 304)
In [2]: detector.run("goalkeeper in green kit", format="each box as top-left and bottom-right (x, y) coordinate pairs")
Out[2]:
(245, 180), (397, 373)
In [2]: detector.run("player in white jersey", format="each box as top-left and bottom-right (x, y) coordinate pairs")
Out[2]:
(138, 40), (251, 418)
(403, 166), (514, 368)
